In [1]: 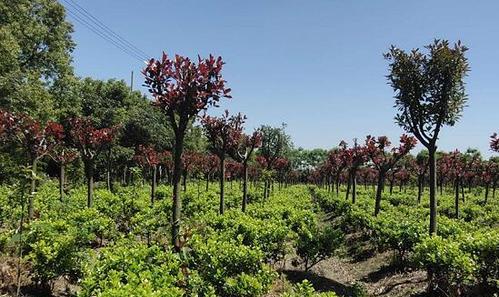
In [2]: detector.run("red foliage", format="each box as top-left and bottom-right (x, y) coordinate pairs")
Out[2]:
(365, 134), (417, 171)
(202, 110), (244, 158)
(1, 111), (64, 161)
(182, 151), (203, 175)
(231, 130), (262, 163)
(200, 154), (219, 176)
(256, 155), (268, 169)
(69, 117), (117, 161)
(273, 157), (290, 172)
(134, 145), (160, 168)
(143, 53), (231, 119)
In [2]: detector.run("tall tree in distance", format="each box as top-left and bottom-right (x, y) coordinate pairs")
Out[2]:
(385, 40), (470, 235)
(202, 111), (244, 215)
(143, 53), (231, 250)
(258, 124), (291, 199)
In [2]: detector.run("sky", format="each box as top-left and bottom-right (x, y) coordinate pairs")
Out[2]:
(63, 0), (498, 156)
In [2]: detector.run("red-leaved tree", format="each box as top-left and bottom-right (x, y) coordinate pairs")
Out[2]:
(202, 110), (244, 215)
(230, 130), (262, 212)
(143, 53), (231, 250)
(10, 113), (63, 219)
(69, 117), (117, 208)
(134, 145), (160, 205)
(341, 139), (368, 204)
(365, 134), (417, 216)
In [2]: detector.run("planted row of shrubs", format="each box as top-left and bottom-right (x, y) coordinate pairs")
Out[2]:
(312, 186), (499, 296)
(1, 181), (341, 296)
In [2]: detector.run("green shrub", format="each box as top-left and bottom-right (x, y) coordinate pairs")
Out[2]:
(189, 234), (277, 297)
(25, 219), (82, 285)
(412, 236), (476, 295)
(79, 241), (185, 297)
(294, 225), (343, 271)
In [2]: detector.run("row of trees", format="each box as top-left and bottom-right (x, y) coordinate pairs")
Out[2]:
(313, 135), (498, 216)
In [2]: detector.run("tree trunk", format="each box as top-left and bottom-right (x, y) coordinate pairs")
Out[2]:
(484, 183), (489, 204)
(242, 162), (248, 212)
(85, 160), (94, 208)
(454, 178), (459, 219)
(374, 171), (385, 216)
(417, 175), (423, 204)
(171, 134), (184, 251)
(106, 147), (112, 192)
(335, 177), (340, 197)
(351, 171), (357, 204)
(59, 164), (65, 202)
(151, 165), (156, 205)
(219, 156), (225, 215)
(428, 146), (437, 236)
(461, 180), (465, 202)
(28, 159), (37, 220)
(345, 173), (351, 200)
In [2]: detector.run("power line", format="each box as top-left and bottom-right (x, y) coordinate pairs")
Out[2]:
(65, 8), (145, 62)
(61, 0), (150, 62)
(64, 0), (151, 59)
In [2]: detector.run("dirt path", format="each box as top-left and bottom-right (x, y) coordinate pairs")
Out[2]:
(277, 189), (429, 297)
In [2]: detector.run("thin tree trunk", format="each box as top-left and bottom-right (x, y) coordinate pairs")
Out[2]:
(86, 161), (94, 208)
(106, 147), (112, 191)
(351, 172), (357, 204)
(374, 171), (385, 216)
(59, 164), (65, 202)
(151, 165), (156, 205)
(219, 156), (225, 215)
(28, 159), (37, 220)
(242, 162), (248, 212)
(171, 134), (184, 251)
(417, 175), (423, 204)
(345, 173), (351, 200)
(454, 178), (459, 219)
(484, 183), (489, 204)
(428, 146), (437, 236)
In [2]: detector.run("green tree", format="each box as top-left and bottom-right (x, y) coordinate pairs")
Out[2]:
(258, 124), (292, 198)
(0, 0), (74, 120)
(385, 40), (470, 235)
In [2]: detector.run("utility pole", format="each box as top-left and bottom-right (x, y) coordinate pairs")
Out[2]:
(130, 70), (134, 92)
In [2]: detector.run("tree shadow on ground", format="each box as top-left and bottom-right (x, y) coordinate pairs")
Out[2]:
(282, 269), (358, 297)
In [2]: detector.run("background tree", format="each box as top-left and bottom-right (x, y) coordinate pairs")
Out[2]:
(9, 114), (63, 219)
(69, 117), (117, 208)
(0, 0), (75, 120)
(202, 111), (244, 215)
(50, 135), (79, 202)
(230, 130), (262, 212)
(134, 145), (159, 205)
(341, 139), (367, 204)
(415, 150), (429, 203)
(258, 124), (292, 199)
(491, 133), (499, 152)
(365, 134), (417, 216)
(385, 40), (470, 235)
(143, 53), (231, 250)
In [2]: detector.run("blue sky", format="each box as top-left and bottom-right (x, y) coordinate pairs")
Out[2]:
(65, 0), (498, 156)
